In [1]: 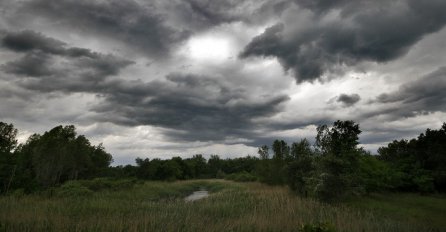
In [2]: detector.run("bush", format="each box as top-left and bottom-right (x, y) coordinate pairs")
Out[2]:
(216, 170), (226, 179)
(413, 175), (435, 193)
(79, 178), (138, 192)
(77, 178), (139, 191)
(56, 181), (93, 197)
(225, 171), (257, 182)
(55, 178), (139, 197)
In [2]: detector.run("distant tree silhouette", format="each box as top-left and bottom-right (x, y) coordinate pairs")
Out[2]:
(0, 122), (18, 193)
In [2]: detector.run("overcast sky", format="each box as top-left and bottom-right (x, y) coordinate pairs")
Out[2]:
(1, 0), (445, 164)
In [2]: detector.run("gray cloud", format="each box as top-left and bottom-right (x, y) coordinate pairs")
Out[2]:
(1, 0), (445, 160)
(2, 52), (53, 77)
(158, 0), (290, 31)
(181, 0), (247, 26)
(240, 0), (446, 82)
(2, 30), (66, 54)
(92, 73), (290, 142)
(336, 93), (360, 107)
(0, 30), (290, 143)
(20, 0), (189, 58)
(373, 66), (446, 117)
(1, 30), (133, 94)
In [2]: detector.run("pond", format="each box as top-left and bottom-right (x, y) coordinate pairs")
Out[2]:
(184, 190), (209, 202)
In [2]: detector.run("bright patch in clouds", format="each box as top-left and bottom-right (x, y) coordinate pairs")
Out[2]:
(187, 36), (231, 61)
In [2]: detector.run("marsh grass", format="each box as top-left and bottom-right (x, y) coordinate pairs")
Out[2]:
(0, 180), (444, 231)
(346, 193), (446, 230)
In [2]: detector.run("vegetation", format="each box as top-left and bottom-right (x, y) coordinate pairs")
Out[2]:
(254, 121), (446, 202)
(1, 120), (446, 231)
(347, 193), (446, 230)
(1, 180), (444, 232)
(1, 120), (446, 199)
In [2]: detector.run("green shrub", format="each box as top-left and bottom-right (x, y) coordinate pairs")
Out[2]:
(216, 170), (226, 179)
(56, 181), (93, 197)
(77, 178), (139, 191)
(413, 175), (434, 193)
(225, 171), (257, 182)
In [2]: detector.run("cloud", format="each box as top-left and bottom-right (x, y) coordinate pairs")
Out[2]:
(92, 73), (290, 142)
(1, 30), (134, 92)
(157, 0), (290, 31)
(2, 30), (66, 54)
(240, 0), (446, 82)
(1, 0), (445, 161)
(20, 0), (189, 58)
(373, 66), (446, 117)
(180, 0), (249, 26)
(336, 93), (360, 107)
(0, 31), (290, 143)
(2, 52), (53, 77)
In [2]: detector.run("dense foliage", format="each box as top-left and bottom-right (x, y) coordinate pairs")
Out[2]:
(0, 123), (112, 193)
(1, 120), (445, 202)
(254, 121), (446, 202)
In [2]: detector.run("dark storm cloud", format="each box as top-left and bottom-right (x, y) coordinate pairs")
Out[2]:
(240, 0), (446, 82)
(92, 73), (290, 142)
(21, 0), (189, 58)
(336, 93), (360, 107)
(0, 30), (290, 143)
(292, 0), (348, 13)
(182, 0), (246, 26)
(1, 30), (133, 92)
(2, 30), (66, 54)
(372, 66), (446, 118)
(160, 0), (290, 31)
(2, 52), (53, 77)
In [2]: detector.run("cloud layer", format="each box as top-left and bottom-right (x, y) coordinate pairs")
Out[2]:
(240, 0), (446, 82)
(0, 0), (445, 164)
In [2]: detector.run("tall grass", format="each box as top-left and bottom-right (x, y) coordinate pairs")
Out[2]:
(0, 180), (443, 231)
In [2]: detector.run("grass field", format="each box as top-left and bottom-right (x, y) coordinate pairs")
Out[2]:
(0, 179), (444, 231)
(347, 193), (446, 230)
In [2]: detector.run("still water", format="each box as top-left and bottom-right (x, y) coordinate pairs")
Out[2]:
(184, 190), (209, 202)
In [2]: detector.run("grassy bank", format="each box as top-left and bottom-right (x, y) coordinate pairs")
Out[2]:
(0, 180), (444, 231)
(347, 193), (446, 230)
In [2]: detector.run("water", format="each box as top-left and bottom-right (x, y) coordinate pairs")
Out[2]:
(184, 190), (209, 202)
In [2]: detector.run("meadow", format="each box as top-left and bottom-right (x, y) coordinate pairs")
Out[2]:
(0, 179), (444, 232)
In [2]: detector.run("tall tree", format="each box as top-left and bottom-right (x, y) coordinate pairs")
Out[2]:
(258, 145), (269, 160)
(0, 122), (18, 193)
(287, 139), (314, 196)
(20, 125), (112, 187)
(272, 140), (290, 161)
(270, 140), (289, 184)
(314, 120), (362, 202)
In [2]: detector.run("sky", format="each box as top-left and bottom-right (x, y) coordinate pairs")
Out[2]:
(1, 0), (445, 165)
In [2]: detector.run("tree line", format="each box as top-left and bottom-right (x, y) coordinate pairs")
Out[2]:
(1, 120), (445, 202)
(0, 123), (112, 193)
(257, 121), (446, 202)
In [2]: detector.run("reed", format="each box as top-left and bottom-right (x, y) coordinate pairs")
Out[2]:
(0, 180), (443, 231)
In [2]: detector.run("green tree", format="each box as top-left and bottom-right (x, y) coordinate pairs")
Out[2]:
(188, 154), (207, 178)
(271, 140), (289, 184)
(208, 155), (222, 178)
(378, 123), (446, 192)
(256, 145), (272, 183)
(20, 125), (112, 187)
(258, 145), (269, 160)
(272, 140), (290, 161)
(287, 139), (314, 196)
(313, 120), (362, 202)
(0, 122), (18, 193)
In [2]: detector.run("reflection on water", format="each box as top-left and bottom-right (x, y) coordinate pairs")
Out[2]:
(184, 190), (209, 202)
